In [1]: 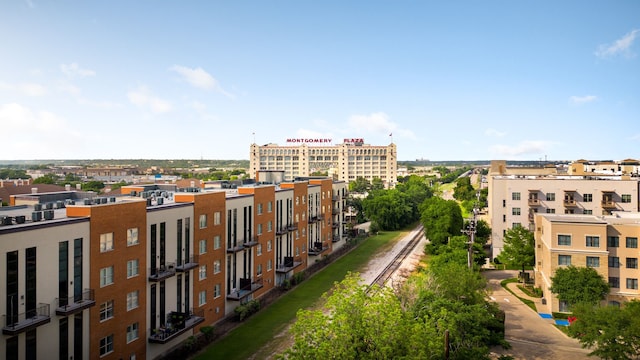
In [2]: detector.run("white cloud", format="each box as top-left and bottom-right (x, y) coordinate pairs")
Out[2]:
(489, 140), (553, 157)
(0, 82), (47, 96)
(60, 62), (96, 77)
(347, 112), (415, 139)
(595, 29), (639, 58)
(58, 81), (81, 96)
(569, 95), (597, 104)
(189, 100), (218, 122)
(127, 86), (172, 114)
(485, 128), (506, 137)
(170, 65), (234, 98)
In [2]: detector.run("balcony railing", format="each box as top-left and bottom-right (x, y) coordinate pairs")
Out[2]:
(332, 208), (339, 215)
(148, 263), (176, 281)
(276, 256), (303, 273)
(563, 199), (577, 207)
(227, 278), (264, 301)
(243, 236), (260, 248)
(55, 289), (96, 316)
(276, 226), (288, 235)
(602, 200), (616, 209)
(332, 235), (341, 243)
(227, 241), (245, 253)
(287, 222), (298, 231)
(148, 309), (205, 344)
(308, 242), (329, 256)
(528, 198), (540, 206)
(3, 303), (51, 335)
(175, 255), (199, 272)
(332, 195), (339, 201)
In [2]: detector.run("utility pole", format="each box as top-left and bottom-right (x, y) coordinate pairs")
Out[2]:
(461, 190), (480, 269)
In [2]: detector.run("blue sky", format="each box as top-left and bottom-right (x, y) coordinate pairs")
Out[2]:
(1, 1), (639, 161)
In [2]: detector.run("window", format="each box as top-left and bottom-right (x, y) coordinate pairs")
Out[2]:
(213, 259), (221, 274)
(268, 220), (273, 232)
(199, 214), (207, 229)
(502, 199), (506, 208)
(546, 193), (555, 201)
(99, 334), (114, 356)
(296, 246), (300, 256)
(622, 194), (632, 203)
(199, 239), (207, 254)
(267, 201), (273, 212)
(100, 266), (113, 287)
(214, 235), (221, 250)
(512, 192), (521, 201)
(607, 236), (619, 247)
(267, 259), (272, 271)
(257, 263), (263, 276)
(564, 209), (575, 214)
(257, 224), (263, 235)
(199, 265), (207, 280)
(626, 258), (638, 269)
(100, 300), (114, 321)
(583, 194), (592, 202)
(199, 290), (207, 306)
(609, 256), (620, 268)
(546, 208), (555, 214)
(214, 284), (221, 298)
(586, 236), (600, 247)
(512, 207), (521, 216)
(127, 259), (139, 278)
(100, 233), (114, 253)
(126, 323), (139, 343)
(257, 203), (263, 215)
(126, 290), (139, 311)
(296, 196), (299, 205)
(583, 209), (593, 215)
(214, 211), (221, 225)
(127, 228), (139, 246)
(302, 244), (306, 253)
(626, 278), (638, 290)
(257, 244), (262, 256)
(512, 223), (521, 229)
(586, 256), (600, 268)
(609, 277), (620, 288)
(558, 235), (571, 246)
(559, 300), (569, 312)
(558, 255), (571, 266)
(626, 237), (638, 248)
(267, 240), (272, 251)
(609, 301), (621, 308)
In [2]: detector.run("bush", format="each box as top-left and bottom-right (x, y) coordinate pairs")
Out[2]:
(200, 325), (215, 341)
(234, 299), (261, 321)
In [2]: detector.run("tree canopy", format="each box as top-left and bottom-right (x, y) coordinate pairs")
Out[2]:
(349, 177), (370, 193)
(550, 266), (609, 307)
(420, 197), (464, 253)
(496, 225), (535, 273)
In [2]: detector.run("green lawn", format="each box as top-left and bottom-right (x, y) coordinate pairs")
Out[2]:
(194, 229), (409, 360)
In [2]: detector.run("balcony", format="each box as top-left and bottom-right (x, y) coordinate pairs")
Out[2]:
(148, 309), (205, 344)
(528, 198), (540, 206)
(148, 263), (176, 282)
(3, 304), (51, 335)
(227, 241), (245, 253)
(563, 199), (577, 207)
(55, 289), (96, 316)
(332, 222), (339, 229)
(243, 236), (260, 248)
(175, 255), (199, 272)
(287, 222), (298, 232)
(227, 278), (264, 301)
(602, 199), (616, 209)
(276, 226), (288, 235)
(332, 195), (339, 201)
(332, 208), (339, 215)
(276, 256), (303, 273)
(308, 242), (329, 256)
(332, 235), (341, 243)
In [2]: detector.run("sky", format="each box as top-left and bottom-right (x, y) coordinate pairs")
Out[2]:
(1, 1), (639, 161)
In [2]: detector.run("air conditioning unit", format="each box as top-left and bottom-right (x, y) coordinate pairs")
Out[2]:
(109, 197), (116, 203)
(157, 198), (164, 205)
(44, 210), (54, 220)
(1, 216), (12, 226)
(45, 202), (53, 210)
(32, 211), (43, 222)
(15, 216), (26, 224)
(34, 203), (43, 211)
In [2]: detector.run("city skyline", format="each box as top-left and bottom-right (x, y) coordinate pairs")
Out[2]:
(1, 1), (639, 161)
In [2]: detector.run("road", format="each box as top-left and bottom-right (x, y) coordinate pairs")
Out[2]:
(484, 270), (594, 360)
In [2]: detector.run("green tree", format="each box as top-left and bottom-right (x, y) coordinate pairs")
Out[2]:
(349, 177), (370, 193)
(550, 266), (609, 308)
(362, 190), (412, 230)
(0, 169), (30, 179)
(474, 219), (491, 246)
(497, 226), (534, 274)
(81, 181), (105, 193)
(420, 197), (464, 253)
(370, 177), (385, 191)
(32, 173), (58, 184)
(568, 301), (640, 360)
(453, 176), (475, 201)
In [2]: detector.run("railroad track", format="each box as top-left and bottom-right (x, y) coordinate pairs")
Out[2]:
(368, 225), (425, 291)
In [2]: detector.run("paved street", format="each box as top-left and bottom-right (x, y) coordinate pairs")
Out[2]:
(484, 270), (594, 360)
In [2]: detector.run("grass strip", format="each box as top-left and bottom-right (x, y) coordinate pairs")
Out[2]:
(500, 278), (537, 312)
(194, 229), (407, 360)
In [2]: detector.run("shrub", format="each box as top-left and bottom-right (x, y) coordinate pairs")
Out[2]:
(200, 325), (215, 341)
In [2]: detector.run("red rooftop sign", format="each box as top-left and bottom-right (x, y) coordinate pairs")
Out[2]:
(286, 138), (332, 143)
(343, 138), (364, 144)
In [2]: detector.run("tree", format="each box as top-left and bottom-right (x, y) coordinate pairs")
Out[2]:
(82, 181), (105, 193)
(370, 177), (385, 191)
(567, 301), (640, 360)
(453, 176), (475, 201)
(349, 177), (370, 193)
(32, 173), (58, 184)
(362, 190), (412, 230)
(497, 226), (534, 274)
(550, 266), (609, 307)
(420, 197), (464, 253)
(474, 219), (491, 246)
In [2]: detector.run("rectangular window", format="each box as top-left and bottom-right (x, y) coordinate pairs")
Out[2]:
(583, 194), (592, 202)
(586, 236), (600, 247)
(512, 223), (521, 229)
(512, 192), (521, 201)
(546, 193), (555, 201)
(100, 233), (114, 253)
(214, 284), (221, 298)
(127, 259), (139, 278)
(126, 323), (139, 343)
(99, 334), (114, 356)
(626, 258), (638, 269)
(199, 214), (207, 229)
(257, 263), (263, 276)
(512, 208), (521, 216)
(214, 211), (221, 225)
(267, 240), (272, 251)
(100, 266), (113, 287)
(268, 220), (272, 232)
(199, 239), (207, 254)
(558, 235), (571, 246)
(257, 244), (262, 256)
(213, 260), (221, 274)
(583, 209), (593, 215)
(267, 201), (273, 212)
(626, 237), (638, 248)
(626, 278), (639, 290)
(608, 236), (619, 247)
(214, 235), (221, 250)
(199, 265), (207, 280)
(127, 290), (139, 311)
(257, 203), (263, 215)
(546, 208), (555, 214)
(558, 255), (571, 266)
(100, 300), (114, 321)
(622, 194), (632, 203)
(609, 256), (620, 268)
(257, 223), (263, 235)
(609, 277), (620, 288)
(199, 290), (207, 306)
(127, 228), (139, 246)
(586, 256), (600, 268)
(267, 259), (272, 271)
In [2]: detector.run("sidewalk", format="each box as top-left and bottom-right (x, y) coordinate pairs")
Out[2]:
(504, 279), (563, 327)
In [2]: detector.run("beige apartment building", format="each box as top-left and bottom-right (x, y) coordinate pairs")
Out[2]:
(488, 160), (640, 259)
(534, 212), (640, 313)
(249, 139), (397, 188)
